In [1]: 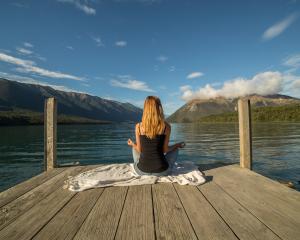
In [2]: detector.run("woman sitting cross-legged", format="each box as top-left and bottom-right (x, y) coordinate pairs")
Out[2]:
(127, 96), (185, 176)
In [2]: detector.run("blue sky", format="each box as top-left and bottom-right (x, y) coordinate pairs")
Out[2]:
(0, 0), (300, 114)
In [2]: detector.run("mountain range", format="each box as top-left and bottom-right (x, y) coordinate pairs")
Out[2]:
(1, 78), (300, 124)
(167, 94), (300, 123)
(0, 78), (142, 122)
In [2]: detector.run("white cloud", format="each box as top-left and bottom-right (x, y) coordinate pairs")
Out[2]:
(280, 73), (300, 97)
(180, 85), (192, 92)
(180, 71), (285, 101)
(35, 55), (47, 62)
(16, 47), (33, 55)
(110, 75), (155, 92)
(92, 36), (104, 47)
(66, 46), (74, 50)
(115, 41), (127, 47)
(0, 53), (35, 66)
(211, 82), (222, 87)
(157, 55), (168, 63)
(81, 83), (90, 87)
(0, 71), (37, 83)
(169, 66), (175, 72)
(0, 49), (11, 54)
(293, 80), (300, 89)
(94, 76), (105, 81)
(162, 101), (181, 115)
(0, 72), (85, 93)
(15, 66), (84, 80)
(23, 42), (33, 48)
(0, 52), (83, 81)
(16, 46), (46, 61)
(187, 72), (204, 79)
(262, 13), (298, 40)
(57, 0), (96, 15)
(283, 54), (300, 69)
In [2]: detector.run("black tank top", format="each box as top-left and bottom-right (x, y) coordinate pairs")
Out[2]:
(137, 124), (169, 173)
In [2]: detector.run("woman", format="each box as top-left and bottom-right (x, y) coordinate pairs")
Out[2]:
(127, 96), (185, 176)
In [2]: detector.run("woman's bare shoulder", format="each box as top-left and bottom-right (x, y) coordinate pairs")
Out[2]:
(135, 122), (142, 134)
(135, 122), (139, 131)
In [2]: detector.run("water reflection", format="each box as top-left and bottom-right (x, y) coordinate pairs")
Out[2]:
(0, 122), (299, 191)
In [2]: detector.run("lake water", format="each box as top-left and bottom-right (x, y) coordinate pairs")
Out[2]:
(0, 123), (299, 191)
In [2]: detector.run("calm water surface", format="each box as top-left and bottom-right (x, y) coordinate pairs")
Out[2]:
(0, 123), (299, 191)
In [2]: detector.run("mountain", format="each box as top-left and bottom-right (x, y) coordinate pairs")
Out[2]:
(167, 94), (300, 123)
(199, 104), (300, 122)
(0, 78), (143, 122)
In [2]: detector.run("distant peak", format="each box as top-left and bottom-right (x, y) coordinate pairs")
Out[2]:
(187, 93), (298, 103)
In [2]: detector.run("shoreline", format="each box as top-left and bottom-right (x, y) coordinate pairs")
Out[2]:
(2, 121), (300, 126)
(0, 121), (113, 126)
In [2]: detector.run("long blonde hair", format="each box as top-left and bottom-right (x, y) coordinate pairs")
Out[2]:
(141, 96), (165, 139)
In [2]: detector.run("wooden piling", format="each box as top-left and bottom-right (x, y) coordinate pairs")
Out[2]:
(238, 98), (252, 169)
(44, 98), (57, 170)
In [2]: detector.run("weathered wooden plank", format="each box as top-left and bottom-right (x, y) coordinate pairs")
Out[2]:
(174, 184), (238, 240)
(152, 183), (197, 240)
(44, 97), (57, 171)
(0, 166), (93, 240)
(0, 166), (85, 230)
(73, 186), (128, 240)
(206, 165), (300, 213)
(199, 181), (280, 240)
(238, 98), (252, 169)
(0, 184), (75, 239)
(0, 167), (66, 208)
(205, 165), (300, 240)
(32, 188), (104, 240)
(219, 165), (300, 204)
(115, 185), (155, 240)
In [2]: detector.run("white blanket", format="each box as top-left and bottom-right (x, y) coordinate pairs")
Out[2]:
(64, 162), (206, 191)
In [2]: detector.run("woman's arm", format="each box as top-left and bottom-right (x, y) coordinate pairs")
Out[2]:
(127, 123), (141, 153)
(163, 123), (185, 153)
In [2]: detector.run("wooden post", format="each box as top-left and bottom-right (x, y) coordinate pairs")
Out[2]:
(238, 98), (252, 170)
(44, 98), (57, 170)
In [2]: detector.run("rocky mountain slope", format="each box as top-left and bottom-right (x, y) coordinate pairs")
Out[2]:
(0, 78), (142, 122)
(167, 94), (300, 123)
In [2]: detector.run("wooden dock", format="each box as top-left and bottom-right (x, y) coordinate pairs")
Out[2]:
(0, 163), (299, 240)
(1, 98), (299, 239)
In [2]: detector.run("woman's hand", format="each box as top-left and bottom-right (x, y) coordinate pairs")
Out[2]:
(127, 138), (134, 147)
(177, 142), (186, 148)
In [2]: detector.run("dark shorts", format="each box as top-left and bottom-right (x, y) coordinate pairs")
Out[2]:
(132, 148), (178, 176)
